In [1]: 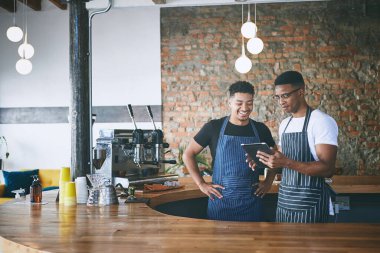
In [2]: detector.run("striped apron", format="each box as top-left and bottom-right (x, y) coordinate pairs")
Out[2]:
(276, 107), (330, 223)
(207, 117), (263, 222)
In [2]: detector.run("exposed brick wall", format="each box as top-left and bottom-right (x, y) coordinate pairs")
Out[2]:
(161, 0), (380, 175)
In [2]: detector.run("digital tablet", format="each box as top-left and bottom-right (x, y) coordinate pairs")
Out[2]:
(241, 142), (274, 168)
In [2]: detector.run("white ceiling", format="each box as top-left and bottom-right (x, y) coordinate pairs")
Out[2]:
(87, 0), (326, 9)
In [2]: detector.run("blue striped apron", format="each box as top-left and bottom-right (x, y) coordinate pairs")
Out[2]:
(207, 117), (263, 222)
(276, 107), (330, 223)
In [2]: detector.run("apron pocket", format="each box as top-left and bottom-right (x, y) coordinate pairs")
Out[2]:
(278, 184), (321, 211)
(221, 176), (255, 200)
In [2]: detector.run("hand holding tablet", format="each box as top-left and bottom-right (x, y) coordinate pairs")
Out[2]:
(241, 142), (274, 168)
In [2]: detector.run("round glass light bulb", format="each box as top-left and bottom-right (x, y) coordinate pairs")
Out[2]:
(241, 21), (257, 39)
(6, 26), (24, 42)
(247, 37), (264, 54)
(16, 58), (33, 75)
(18, 43), (35, 59)
(235, 54), (252, 74)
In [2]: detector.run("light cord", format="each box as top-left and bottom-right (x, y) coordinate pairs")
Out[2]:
(248, 4), (250, 21)
(12, 0), (16, 25)
(25, 0), (28, 43)
(241, 4), (243, 25)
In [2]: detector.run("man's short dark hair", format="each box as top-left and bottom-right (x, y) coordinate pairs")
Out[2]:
(274, 71), (305, 88)
(228, 81), (255, 97)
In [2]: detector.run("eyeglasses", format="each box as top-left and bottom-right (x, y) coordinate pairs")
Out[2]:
(273, 88), (301, 100)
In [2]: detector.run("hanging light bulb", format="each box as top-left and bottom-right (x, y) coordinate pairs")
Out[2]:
(241, 21), (256, 39)
(16, 58), (33, 75)
(6, 0), (24, 42)
(247, 37), (264, 54)
(18, 33), (34, 59)
(18, 43), (34, 59)
(235, 54), (252, 74)
(247, 3), (264, 55)
(241, 5), (256, 39)
(7, 27), (24, 42)
(235, 36), (252, 74)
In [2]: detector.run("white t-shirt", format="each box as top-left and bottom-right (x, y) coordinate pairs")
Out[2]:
(278, 109), (338, 161)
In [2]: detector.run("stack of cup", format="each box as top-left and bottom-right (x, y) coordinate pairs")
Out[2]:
(59, 167), (71, 204)
(64, 182), (77, 206)
(75, 177), (88, 204)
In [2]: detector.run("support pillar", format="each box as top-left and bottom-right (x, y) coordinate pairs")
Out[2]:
(69, 0), (90, 179)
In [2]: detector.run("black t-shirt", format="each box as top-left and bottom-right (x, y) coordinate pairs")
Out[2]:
(194, 116), (275, 168)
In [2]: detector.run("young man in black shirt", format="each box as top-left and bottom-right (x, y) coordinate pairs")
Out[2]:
(183, 81), (277, 222)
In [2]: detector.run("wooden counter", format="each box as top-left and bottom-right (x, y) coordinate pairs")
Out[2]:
(0, 176), (380, 253)
(147, 175), (380, 207)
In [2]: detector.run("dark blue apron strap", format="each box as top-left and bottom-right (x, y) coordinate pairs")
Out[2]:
(302, 107), (313, 132)
(249, 119), (260, 142)
(219, 117), (229, 138)
(215, 117), (229, 183)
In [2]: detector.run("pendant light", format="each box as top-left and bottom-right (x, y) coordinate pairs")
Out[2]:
(247, 3), (264, 55)
(6, 0), (24, 42)
(18, 0), (34, 59)
(16, 0), (33, 75)
(235, 36), (252, 74)
(18, 32), (34, 59)
(235, 5), (252, 74)
(7, 27), (23, 43)
(16, 58), (32, 75)
(241, 4), (257, 39)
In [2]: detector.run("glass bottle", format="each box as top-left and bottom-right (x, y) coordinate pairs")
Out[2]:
(30, 175), (42, 203)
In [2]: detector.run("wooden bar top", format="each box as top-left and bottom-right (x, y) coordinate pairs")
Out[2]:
(0, 176), (380, 253)
(145, 175), (380, 207)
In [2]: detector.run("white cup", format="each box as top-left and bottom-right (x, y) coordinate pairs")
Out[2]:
(75, 177), (88, 204)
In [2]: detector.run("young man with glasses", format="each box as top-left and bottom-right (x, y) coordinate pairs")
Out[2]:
(256, 70), (338, 223)
(183, 81), (276, 222)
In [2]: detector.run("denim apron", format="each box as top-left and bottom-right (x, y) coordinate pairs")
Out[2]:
(276, 107), (330, 223)
(207, 117), (263, 222)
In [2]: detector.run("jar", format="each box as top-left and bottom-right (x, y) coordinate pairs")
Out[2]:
(30, 175), (42, 203)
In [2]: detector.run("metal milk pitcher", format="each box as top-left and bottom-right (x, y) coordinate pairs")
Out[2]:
(99, 184), (119, 206)
(87, 188), (100, 206)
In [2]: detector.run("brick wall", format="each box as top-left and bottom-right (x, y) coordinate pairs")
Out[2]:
(161, 0), (380, 175)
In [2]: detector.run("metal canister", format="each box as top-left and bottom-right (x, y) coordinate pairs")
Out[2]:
(98, 185), (119, 206)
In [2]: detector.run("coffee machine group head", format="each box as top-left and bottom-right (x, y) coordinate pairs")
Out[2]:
(146, 105), (170, 163)
(132, 129), (144, 165)
(127, 104), (146, 165)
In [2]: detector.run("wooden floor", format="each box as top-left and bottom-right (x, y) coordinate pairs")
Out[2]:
(0, 177), (379, 253)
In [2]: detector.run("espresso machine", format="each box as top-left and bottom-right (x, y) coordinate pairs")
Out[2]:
(92, 105), (177, 187)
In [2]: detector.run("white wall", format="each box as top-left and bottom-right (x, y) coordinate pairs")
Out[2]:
(0, 1), (161, 170)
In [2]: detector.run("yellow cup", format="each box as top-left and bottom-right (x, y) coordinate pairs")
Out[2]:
(60, 167), (71, 182)
(59, 167), (71, 204)
(64, 182), (77, 206)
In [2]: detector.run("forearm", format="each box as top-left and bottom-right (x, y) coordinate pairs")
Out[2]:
(183, 153), (206, 187)
(285, 159), (335, 178)
(264, 169), (277, 183)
